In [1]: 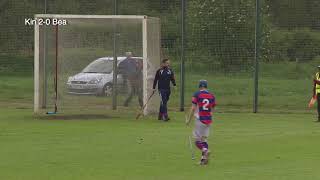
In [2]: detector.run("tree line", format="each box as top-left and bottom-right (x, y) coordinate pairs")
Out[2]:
(1, 0), (319, 70)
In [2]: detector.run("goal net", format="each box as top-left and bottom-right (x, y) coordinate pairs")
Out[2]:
(34, 15), (160, 116)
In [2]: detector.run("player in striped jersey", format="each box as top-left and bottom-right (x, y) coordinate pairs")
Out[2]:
(186, 80), (216, 165)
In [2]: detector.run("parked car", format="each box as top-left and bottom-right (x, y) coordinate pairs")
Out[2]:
(66, 56), (142, 96)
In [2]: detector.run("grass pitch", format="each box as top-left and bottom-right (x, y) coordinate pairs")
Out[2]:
(0, 108), (320, 180)
(1, 57), (320, 179)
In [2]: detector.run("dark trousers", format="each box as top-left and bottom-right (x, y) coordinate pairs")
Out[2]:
(124, 80), (143, 107)
(159, 89), (171, 116)
(317, 93), (320, 118)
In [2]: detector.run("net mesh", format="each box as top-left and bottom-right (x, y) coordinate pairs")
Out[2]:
(1, 0), (320, 114)
(35, 15), (160, 114)
(259, 1), (320, 113)
(184, 0), (255, 113)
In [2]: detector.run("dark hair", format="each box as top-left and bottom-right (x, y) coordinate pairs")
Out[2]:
(162, 58), (169, 63)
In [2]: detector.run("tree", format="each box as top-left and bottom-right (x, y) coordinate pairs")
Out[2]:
(268, 0), (320, 29)
(187, 0), (256, 72)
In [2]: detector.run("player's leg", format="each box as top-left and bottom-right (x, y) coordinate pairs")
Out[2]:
(193, 120), (205, 164)
(193, 120), (211, 165)
(193, 120), (204, 150)
(161, 90), (170, 121)
(200, 136), (210, 165)
(137, 86), (143, 108)
(202, 124), (211, 165)
(124, 80), (133, 107)
(317, 93), (320, 121)
(122, 75), (128, 90)
(158, 89), (165, 120)
(164, 90), (171, 120)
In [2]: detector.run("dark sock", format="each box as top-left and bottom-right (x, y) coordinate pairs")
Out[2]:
(195, 141), (203, 150)
(202, 142), (208, 149)
(201, 142), (209, 157)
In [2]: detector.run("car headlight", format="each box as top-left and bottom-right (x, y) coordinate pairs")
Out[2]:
(88, 78), (102, 84)
(67, 77), (72, 83)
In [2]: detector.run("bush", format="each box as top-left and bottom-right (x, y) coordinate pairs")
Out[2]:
(264, 29), (320, 62)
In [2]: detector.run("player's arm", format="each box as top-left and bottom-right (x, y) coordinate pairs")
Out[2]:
(170, 69), (176, 86)
(313, 79), (320, 85)
(153, 69), (159, 90)
(186, 96), (197, 126)
(313, 75), (318, 97)
(186, 104), (196, 126)
(313, 80), (317, 97)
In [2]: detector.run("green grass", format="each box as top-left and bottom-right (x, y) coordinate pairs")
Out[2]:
(0, 62), (315, 113)
(1, 56), (320, 179)
(0, 108), (320, 180)
(0, 76), (33, 105)
(1, 55), (317, 112)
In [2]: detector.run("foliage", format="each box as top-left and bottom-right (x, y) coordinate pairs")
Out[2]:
(187, 0), (256, 71)
(263, 29), (320, 62)
(1, 0), (320, 72)
(268, 0), (320, 30)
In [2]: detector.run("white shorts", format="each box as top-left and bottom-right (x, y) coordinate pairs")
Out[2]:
(192, 119), (211, 141)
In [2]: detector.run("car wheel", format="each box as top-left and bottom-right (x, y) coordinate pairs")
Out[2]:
(102, 83), (113, 96)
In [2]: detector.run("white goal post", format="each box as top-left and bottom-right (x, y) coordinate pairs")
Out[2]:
(34, 14), (161, 115)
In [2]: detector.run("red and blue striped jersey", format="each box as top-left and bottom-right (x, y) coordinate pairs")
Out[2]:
(192, 90), (216, 124)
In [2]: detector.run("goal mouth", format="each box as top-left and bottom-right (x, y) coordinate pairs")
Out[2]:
(34, 14), (161, 116)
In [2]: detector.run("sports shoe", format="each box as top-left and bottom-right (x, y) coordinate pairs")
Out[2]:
(202, 149), (210, 165)
(163, 115), (170, 121)
(199, 158), (206, 165)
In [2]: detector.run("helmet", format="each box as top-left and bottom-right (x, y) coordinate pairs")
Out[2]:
(199, 80), (208, 88)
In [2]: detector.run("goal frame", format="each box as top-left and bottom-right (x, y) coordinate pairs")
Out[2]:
(34, 14), (161, 115)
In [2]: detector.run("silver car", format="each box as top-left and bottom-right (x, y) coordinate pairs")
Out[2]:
(66, 57), (141, 96)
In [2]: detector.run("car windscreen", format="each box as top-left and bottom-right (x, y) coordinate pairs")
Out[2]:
(82, 60), (113, 74)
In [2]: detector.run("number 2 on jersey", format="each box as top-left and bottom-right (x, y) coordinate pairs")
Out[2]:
(202, 99), (210, 110)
